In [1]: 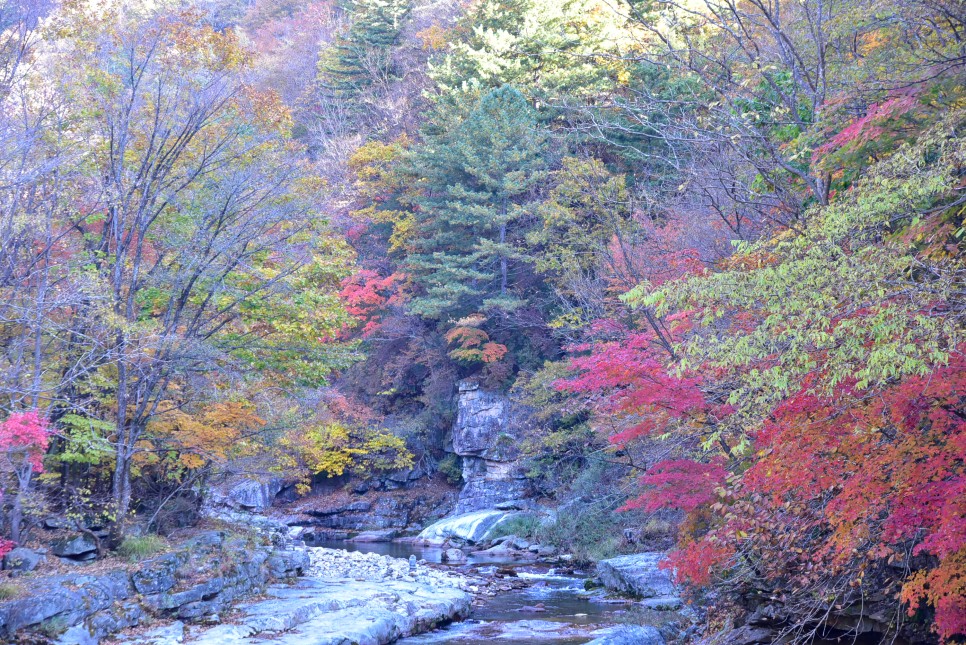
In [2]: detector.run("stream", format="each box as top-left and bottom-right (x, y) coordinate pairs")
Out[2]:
(317, 540), (667, 644)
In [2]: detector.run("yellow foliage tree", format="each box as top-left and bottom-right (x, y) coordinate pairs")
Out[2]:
(141, 402), (265, 474)
(279, 422), (412, 494)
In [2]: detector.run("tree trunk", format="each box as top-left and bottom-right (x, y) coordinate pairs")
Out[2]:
(111, 344), (131, 546)
(499, 197), (508, 294)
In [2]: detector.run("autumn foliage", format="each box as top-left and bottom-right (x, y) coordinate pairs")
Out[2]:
(560, 116), (966, 641)
(0, 412), (51, 474)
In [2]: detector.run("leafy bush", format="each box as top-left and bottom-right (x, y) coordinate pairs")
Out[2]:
(488, 513), (542, 540)
(437, 453), (463, 485)
(536, 505), (625, 564)
(117, 534), (166, 560)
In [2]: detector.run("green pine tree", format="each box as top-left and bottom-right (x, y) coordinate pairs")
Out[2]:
(406, 85), (548, 321)
(317, 0), (410, 124)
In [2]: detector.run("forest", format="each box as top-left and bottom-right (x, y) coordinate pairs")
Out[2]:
(0, 0), (964, 642)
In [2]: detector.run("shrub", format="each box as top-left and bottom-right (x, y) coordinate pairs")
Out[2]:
(0, 583), (21, 600)
(536, 505), (625, 564)
(488, 513), (542, 540)
(117, 534), (166, 560)
(437, 453), (463, 485)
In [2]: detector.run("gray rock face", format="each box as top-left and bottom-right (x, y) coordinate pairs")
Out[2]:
(3, 547), (43, 572)
(348, 529), (398, 543)
(721, 625), (778, 644)
(595, 553), (677, 598)
(226, 478), (284, 511)
(52, 535), (98, 559)
(585, 625), (666, 644)
(171, 549), (473, 645)
(416, 510), (514, 545)
(0, 533), (308, 643)
(288, 488), (458, 538)
(451, 382), (511, 457)
(441, 548), (466, 563)
(132, 552), (183, 595)
(449, 381), (530, 514)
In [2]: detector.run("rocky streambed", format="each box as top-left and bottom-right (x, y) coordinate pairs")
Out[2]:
(126, 548), (474, 645)
(124, 543), (682, 645)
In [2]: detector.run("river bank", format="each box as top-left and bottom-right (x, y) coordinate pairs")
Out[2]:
(113, 542), (682, 645)
(323, 540), (685, 645)
(119, 548), (473, 645)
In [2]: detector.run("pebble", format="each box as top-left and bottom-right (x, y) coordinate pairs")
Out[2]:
(307, 548), (475, 591)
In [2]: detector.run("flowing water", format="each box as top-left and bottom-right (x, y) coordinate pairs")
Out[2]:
(318, 540), (663, 644)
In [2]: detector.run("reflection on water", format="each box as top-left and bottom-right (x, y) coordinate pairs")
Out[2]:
(400, 569), (613, 645)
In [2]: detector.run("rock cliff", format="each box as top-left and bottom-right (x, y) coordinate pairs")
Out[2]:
(448, 380), (530, 513)
(0, 531), (307, 644)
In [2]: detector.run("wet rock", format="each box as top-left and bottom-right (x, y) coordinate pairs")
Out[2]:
(586, 624), (665, 644)
(3, 547), (42, 572)
(517, 603), (546, 612)
(596, 553), (676, 598)
(349, 529), (398, 543)
(442, 548), (466, 563)
(494, 500), (533, 511)
(640, 596), (683, 611)
(52, 535), (98, 559)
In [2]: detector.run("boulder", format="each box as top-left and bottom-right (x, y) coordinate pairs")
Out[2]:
(52, 535), (98, 559)
(506, 536), (530, 550)
(640, 596), (683, 611)
(482, 542), (514, 555)
(349, 529), (398, 543)
(417, 510), (512, 545)
(44, 516), (72, 530)
(266, 549), (309, 578)
(441, 548), (467, 563)
(3, 548), (42, 572)
(132, 553), (184, 595)
(721, 625), (777, 644)
(226, 478), (283, 512)
(586, 625), (665, 644)
(596, 553), (676, 598)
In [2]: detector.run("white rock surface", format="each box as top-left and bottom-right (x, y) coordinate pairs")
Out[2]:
(122, 549), (472, 645)
(595, 553), (677, 598)
(416, 509), (513, 545)
(586, 624), (666, 644)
